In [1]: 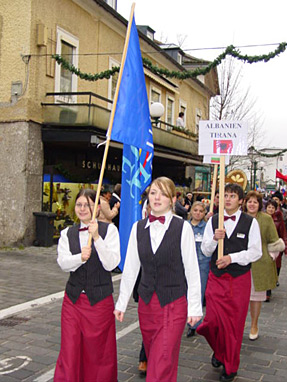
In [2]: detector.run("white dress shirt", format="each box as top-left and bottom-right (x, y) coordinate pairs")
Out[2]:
(57, 222), (120, 272)
(115, 211), (202, 317)
(201, 209), (262, 265)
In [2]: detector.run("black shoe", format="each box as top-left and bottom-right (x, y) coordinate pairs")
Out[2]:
(219, 370), (237, 382)
(276, 281), (280, 287)
(186, 328), (195, 337)
(211, 353), (223, 368)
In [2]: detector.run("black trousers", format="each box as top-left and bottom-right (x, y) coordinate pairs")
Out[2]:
(139, 341), (147, 362)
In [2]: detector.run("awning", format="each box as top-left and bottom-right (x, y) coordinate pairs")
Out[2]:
(144, 68), (179, 94)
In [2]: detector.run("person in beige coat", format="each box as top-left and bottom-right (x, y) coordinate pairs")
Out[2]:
(244, 191), (284, 341)
(98, 187), (120, 224)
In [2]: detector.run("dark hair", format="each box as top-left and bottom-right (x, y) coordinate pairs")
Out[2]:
(101, 185), (111, 196)
(266, 199), (278, 209)
(225, 183), (244, 201)
(113, 183), (121, 196)
(244, 191), (263, 212)
(272, 191), (283, 202)
(179, 112), (184, 118)
(75, 188), (96, 203)
(75, 188), (97, 216)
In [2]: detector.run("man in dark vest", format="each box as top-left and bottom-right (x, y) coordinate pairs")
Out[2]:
(197, 183), (262, 382)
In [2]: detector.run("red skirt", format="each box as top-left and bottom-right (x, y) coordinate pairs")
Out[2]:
(138, 293), (187, 382)
(197, 271), (251, 375)
(54, 293), (117, 382)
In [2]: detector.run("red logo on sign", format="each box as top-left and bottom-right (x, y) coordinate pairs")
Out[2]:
(213, 140), (233, 154)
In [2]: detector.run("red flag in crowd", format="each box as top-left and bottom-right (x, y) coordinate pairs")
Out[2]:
(276, 169), (287, 182)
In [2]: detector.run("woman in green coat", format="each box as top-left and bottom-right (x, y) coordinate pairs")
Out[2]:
(244, 191), (280, 341)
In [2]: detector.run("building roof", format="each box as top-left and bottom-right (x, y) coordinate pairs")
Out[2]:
(93, 0), (219, 96)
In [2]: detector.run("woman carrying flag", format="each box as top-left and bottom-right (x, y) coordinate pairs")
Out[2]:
(54, 188), (120, 382)
(114, 176), (202, 382)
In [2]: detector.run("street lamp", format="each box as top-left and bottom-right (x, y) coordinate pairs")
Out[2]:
(150, 102), (164, 128)
(251, 160), (265, 190)
(258, 161), (265, 190)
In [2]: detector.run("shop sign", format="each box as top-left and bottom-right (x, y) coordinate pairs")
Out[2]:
(82, 160), (121, 172)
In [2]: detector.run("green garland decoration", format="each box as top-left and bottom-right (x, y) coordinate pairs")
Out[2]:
(249, 146), (287, 158)
(52, 43), (286, 82)
(53, 54), (120, 81)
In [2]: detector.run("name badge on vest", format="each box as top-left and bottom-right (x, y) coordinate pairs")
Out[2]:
(237, 233), (245, 239)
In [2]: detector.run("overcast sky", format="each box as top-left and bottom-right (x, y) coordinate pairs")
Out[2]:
(117, 0), (287, 149)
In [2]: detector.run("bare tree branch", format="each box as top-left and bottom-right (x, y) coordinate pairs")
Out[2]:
(210, 56), (266, 186)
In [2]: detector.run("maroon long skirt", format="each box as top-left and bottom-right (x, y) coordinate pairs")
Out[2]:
(197, 271), (251, 375)
(54, 293), (117, 382)
(138, 293), (187, 382)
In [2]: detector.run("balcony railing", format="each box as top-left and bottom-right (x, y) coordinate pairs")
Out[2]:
(42, 92), (112, 129)
(42, 92), (198, 155)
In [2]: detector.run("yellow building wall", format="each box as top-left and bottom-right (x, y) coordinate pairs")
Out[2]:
(0, 0), (32, 113)
(0, 0), (127, 122)
(1, 0), (213, 132)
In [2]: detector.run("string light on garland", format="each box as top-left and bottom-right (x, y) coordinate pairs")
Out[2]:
(52, 42), (286, 82)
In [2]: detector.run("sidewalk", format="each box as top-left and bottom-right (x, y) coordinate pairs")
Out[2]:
(0, 246), (287, 381)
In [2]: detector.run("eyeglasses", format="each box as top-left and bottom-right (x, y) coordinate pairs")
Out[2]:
(75, 203), (93, 209)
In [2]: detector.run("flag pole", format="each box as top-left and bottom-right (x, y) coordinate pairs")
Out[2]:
(87, 3), (136, 246)
(217, 155), (225, 259)
(209, 164), (218, 214)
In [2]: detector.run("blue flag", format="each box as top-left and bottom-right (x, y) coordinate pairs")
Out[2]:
(110, 15), (153, 270)
(111, 16), (153, 153)
(118, 145), (153, 270)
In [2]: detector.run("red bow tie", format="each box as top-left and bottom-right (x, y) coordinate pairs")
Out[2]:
(149, 215), (165, 224)
(79, 226), (89, 231)
(224, 215), (236, 221)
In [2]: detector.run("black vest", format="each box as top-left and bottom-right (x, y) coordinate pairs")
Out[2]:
(65, 222), (113, 306)
(137, 216), (187, 307)
(211, 212), (253, 277)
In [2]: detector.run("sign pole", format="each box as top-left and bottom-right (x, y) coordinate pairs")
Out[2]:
(209, 164), (218, 214)
(217, 156), (225, 259)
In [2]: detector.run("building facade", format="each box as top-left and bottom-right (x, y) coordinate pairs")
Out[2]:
(0, 0), (219, 245)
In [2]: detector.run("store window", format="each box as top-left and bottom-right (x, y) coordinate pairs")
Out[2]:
(195, 166), (210, 192)
(55, 27), (79, 103)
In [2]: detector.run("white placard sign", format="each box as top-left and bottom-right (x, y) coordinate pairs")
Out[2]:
(199, 120), (248, 156)
(203, 155), (230, 165)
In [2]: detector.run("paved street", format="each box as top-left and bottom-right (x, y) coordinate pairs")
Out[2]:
(0, 245), (287, 381)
